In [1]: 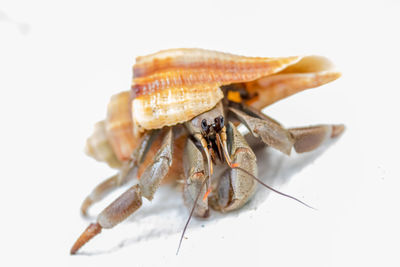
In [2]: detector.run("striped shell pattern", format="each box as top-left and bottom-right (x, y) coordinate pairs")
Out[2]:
(131, 48), (302, 130)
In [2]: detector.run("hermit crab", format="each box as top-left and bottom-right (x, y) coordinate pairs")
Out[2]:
(71, 48), (344, 255)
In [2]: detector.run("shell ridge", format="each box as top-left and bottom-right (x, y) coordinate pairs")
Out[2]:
(131, 49), (303, 130)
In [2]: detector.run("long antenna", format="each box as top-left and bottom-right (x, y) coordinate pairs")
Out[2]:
(233, 166), (316, 210)
(176, 178), (208, 255)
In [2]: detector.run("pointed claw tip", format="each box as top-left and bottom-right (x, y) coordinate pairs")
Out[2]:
(70, 223), (102, 255)
(70, 241), (81, 255)
(70, 248), (78, 255)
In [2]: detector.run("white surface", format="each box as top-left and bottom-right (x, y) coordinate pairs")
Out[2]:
(0, 1), (399, 266)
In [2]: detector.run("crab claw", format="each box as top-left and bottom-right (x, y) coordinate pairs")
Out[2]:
(183, 138), (210, 218)
(210, 122), (257, 212)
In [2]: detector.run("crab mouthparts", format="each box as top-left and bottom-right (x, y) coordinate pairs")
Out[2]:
(200, 120), (240, 202)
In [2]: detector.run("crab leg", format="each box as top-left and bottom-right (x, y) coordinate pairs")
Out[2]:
(230, 106), (344, 155)
(70, 128), (173, 254)
(80, 166), (134, 217)
(80, 131), (157, 217)
(139, 128), (173, 200)
(71, 184), (142, 255)
(229, 106), (294, 155)
(289, 124), (345, 153)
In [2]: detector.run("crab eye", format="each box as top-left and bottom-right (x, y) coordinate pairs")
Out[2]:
(214, 116), (224, 129)
(201, 119), (208, 131)
(219, 116), (224, 127)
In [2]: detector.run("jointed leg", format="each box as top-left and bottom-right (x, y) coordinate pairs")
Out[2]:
(71, 184), (142, 254)
(229, 106), (294, 155)
(71, 128), (173, 254)
(289, 124), (345, 153)
(139, 128), (173, 200)
(80, 162), (135, 217)
(80, 131), (157, 217)
(229, 105), (344, 155)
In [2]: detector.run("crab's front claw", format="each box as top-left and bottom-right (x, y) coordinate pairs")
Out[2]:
(182, 138), (209, 218)
(209, 122), (257, 212)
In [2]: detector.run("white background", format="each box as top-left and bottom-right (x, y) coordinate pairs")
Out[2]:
(1, 0), (399, 266)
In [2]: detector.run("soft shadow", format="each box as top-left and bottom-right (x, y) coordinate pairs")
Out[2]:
(0, 10), (30, 35)
(76, 134), (341, 256)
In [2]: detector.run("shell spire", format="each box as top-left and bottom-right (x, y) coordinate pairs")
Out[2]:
(131, 48), (301, 130)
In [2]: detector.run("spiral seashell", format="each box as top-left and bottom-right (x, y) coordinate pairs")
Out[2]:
(85, 121), (122, 169)
(131, 48), (301, 130)
(106, 91), (139, 161)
